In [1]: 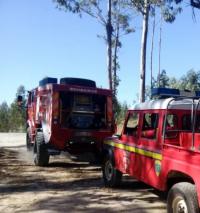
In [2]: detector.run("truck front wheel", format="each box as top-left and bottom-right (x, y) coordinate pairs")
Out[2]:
(34, 132), (49, 166)
(167, 182), (199, 213)
(102, 156), (122, 187)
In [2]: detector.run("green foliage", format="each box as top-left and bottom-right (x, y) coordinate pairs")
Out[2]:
(54, 0), (81, 13)
(130, 0), (182, 20)
(190, 0), (200, 9)
(0, 102), (10, 132)
(155, 0), (182, 23)
(178, 69), (200, 90)
(147, 69), (200, 101)
(9, 103), (25, 132)
(115, 101), (128, 124)
(0, 85), (26, 132)
(145, 70), (170, 100)
(168, 77), (179, 89)
(161, 69), (200, 91)
(153, 69), (170, 88)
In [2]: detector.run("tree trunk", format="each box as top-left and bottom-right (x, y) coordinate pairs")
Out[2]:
(107, 0), (113, 91)
(158, 12), (162, 87)
(113, 24), (119, 98)
(139, 0), (149, 103)
(150, 9), (156, 90)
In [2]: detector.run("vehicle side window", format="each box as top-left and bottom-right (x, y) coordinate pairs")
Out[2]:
(182, 114), (192, 131)
(167, 114), (178, 128)
(182, 114), (200, 132)
(124, 112), (139, 136)
(195, 115), (200, 132)
(165, 114), (178, 138)
(142, 113), (159, 139)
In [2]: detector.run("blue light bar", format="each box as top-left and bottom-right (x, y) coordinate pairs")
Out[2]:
(195, 91), (200, 97)
(152, 88), (200, 99)
(151, 88), (180, 98)
(39, 77), (57, 86)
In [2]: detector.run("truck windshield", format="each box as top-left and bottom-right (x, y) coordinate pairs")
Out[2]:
(60, 92), (107, 129)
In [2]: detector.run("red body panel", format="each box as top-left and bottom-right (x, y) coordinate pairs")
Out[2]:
(104, 106), (200, 206)
(27, 82), (115, 155)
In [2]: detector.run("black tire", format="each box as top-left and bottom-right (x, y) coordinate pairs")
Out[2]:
(34, 132), (49, 166)
(167, 182), (199, 213)
(26, 127), (33, 151)
(102, 156), (122, 187)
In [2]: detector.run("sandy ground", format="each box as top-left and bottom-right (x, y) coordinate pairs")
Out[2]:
(0, 133), (167, 213)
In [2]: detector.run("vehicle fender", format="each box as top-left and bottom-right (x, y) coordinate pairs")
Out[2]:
(41, 122), (51, 144)
(27, 121), (36, 142)
(166, 170), (195, 191)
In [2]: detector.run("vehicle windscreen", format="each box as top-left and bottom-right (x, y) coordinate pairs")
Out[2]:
(60, 92), (106, 129)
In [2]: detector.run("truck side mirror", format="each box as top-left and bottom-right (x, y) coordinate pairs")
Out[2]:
(17, 95), (23, 107)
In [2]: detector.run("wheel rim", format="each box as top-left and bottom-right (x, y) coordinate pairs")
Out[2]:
(172, 196), (188, 213)
(105, 160), (113, 181)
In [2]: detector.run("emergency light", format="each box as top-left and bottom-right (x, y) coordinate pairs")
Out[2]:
(39, 77), (58, 86)
(152, 88), (200, 98)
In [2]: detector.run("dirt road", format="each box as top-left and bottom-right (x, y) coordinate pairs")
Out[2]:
(0, 133), (166, 213)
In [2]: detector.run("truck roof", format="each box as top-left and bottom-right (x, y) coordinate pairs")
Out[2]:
(36, 83), (112, 96)
(133, 98), (200, 111)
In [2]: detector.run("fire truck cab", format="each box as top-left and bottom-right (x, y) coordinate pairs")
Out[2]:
(102, 88), (200, 213)
(24, 77), (115, 166)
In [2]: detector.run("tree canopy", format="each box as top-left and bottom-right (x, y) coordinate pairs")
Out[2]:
(0, 85), (26, 132)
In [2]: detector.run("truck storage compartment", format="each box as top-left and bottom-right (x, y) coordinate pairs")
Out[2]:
(60, 92), (106, 129)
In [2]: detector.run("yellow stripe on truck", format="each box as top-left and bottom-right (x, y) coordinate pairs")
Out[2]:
(104, 140), (162, 161)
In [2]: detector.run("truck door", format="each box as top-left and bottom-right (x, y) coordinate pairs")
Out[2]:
(117, 111), (141, 176)
(137, 111), (163, 187)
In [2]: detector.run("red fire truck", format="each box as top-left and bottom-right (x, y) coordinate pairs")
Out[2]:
(21, 77), (115, 166)
(102, 88), (200, 213)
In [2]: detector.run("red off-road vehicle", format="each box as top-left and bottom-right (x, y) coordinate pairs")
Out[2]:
(21, 77), (115, 166)
(102, 88), (200, 213)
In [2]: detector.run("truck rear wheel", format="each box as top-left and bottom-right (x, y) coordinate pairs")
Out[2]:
(34, 132), (49, 166)
(102, 156), (122, 187)
(167, 182), (199, 213)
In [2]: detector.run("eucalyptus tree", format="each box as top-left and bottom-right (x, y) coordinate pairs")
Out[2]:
(111, 1), (134, 99)
(145, 69), (170, 100)
(9, 85), (26, 132)
(191, 0), (200, 9)
(130, 0), (181, 103)
(0, 102), (10, 132)
(154, 69), (200, 91)
(178, 69), (200, 90)
(154, 69), (170, 88)
(53, 0), (133, 98)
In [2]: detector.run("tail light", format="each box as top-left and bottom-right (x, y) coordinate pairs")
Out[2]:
(107, 96), (113, 127)
(52, 92), (59, 124)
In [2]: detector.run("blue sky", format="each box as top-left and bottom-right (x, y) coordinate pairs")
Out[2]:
(0, 0), (200, 106)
